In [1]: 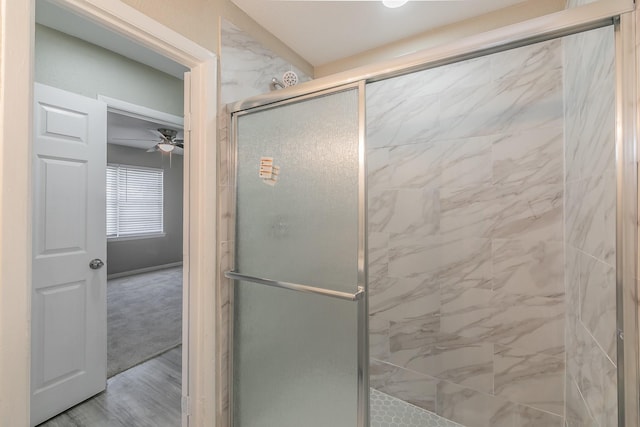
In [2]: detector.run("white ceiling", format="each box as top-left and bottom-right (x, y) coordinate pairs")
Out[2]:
(231, 0), (529, 66)
(36, 0), (188, 79)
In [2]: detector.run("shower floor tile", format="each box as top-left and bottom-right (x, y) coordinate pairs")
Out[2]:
(370, 388), (464, 427)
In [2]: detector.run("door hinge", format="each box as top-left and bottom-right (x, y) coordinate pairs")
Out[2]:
(182, 395), (191, 416)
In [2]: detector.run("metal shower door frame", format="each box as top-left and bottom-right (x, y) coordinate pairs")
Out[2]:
(615, 12), (639, 427)
(227, 81), (369, 427)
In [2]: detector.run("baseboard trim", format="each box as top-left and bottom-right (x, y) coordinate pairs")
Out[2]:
(107, 261), (183, 279)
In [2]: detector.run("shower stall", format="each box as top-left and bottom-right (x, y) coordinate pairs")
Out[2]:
(218, 3), (639, 427)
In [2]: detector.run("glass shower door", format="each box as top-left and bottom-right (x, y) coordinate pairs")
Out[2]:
(228, 85), (367, 427)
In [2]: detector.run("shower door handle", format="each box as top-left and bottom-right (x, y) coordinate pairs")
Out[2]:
(225, 271), (364, 301)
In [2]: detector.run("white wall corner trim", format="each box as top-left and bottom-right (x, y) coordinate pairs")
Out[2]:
(1, 1), (218, 426)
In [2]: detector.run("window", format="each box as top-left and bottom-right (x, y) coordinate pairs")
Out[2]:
(106, 164), (164, 238)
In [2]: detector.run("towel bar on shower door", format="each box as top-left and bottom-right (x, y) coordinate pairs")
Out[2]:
(224, 271), (365, 301)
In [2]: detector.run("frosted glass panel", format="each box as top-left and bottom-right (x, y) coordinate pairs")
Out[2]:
(233, 88), (362, 427)
(235, 89), (359, 293)
(233, 282), (358, 427)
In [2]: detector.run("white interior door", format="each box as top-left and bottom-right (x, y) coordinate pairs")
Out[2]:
(31, 83), (107, 426)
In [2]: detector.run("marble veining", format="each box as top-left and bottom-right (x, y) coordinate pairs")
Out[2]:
(490, 39), (562, 82)
(220, 20), (310, 105)
(389, 314), (441, 355)
(437, 381), (508, 427)
(390, 334), (494, 394)
(367, 92), (441, 149)
(491, 125), (564, 188)
(369, 188), (440, 235)
(437, 381), (565, 427)
(438, 185), (495, 239)
(490, 183), (563, 242)
(217, 109), (233, 427)
(579, 253), (616, 363)
(563, 22), (617, 427)
(439, 286), (495, 340)
(492, 238), (564, 298)
(386, 141), (443, 188)
(493, 345), (565, 415)
(484, 292), (565, 357)
(388, 236), (492, 281)
(370, 275), (440, 321)
(368, 36), (580, 427)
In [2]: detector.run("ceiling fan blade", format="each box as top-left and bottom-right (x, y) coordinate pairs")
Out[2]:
(146, 145), (159, 152)
(150, 129), (170, 142)
(111, 137), (158, 142)
(175, 141), (184, 148)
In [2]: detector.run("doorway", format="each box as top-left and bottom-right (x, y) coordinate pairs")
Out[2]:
(31, 2), (187, 426)
(104, 108), (185, 381)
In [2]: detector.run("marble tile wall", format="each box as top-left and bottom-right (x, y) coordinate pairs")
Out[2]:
(367, 38), (568, 427)
(563, 26), (617, 427)
(220, 19), (311, 106)
(216, 110), (233, 427)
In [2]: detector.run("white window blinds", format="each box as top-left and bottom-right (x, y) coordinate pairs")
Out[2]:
(106, 165), (164, 238)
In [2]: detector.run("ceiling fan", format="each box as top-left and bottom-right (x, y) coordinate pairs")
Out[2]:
(109, 127), (184, 155)
(146, 128), (184, 155)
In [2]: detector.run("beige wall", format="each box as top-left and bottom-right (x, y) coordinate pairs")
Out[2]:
(120, 0), (216, 52)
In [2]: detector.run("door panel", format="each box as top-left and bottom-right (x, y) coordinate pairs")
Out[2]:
(234, 282), (359, 427)
(36, 157), (87, 253)
(31, 83), (107, 426)
(36, 281), (86, 385)
(231, 86), (366, 427)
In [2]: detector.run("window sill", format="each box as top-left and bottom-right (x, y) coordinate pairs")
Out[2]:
(107, 233), (166, 242)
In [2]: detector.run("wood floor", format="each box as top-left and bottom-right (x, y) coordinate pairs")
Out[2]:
(38, 346), (181, 427)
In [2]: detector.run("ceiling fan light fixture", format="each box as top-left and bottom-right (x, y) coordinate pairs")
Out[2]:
(157, 142), (175, 153)
(382, 0), (408, 8)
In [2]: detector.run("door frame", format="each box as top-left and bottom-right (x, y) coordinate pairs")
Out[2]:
(0, 1), (217, 426)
